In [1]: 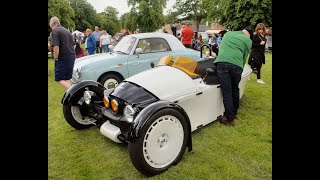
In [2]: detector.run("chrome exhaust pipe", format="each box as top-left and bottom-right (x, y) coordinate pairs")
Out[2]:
(99, 121), (122, 143)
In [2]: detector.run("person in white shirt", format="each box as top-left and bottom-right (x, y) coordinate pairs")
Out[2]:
(100, 30), (112, 53)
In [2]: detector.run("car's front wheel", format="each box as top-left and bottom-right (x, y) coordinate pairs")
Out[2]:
(63, 103), (96, 130)
(98, 73), (122, 91)
(128, 108), (188, 176)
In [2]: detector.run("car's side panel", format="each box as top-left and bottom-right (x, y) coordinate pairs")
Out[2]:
(127, 52), (167, 77)
(176, 65), (252, 131)
(175, 84), (224, 132)
(239, 65), (252, 98)
(80, 56), (130, 81)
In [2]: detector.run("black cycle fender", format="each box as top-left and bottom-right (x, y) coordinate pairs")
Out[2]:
(61, 80), (106, 105)
(128, 100), (193, 151)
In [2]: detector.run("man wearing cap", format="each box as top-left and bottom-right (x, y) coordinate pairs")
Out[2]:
(180, 21), (194, 48)
(214, 27), (253, 126)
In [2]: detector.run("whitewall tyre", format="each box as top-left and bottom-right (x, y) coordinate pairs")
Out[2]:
(99, 74), (122, 91)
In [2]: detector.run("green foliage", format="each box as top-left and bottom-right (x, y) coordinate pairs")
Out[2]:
(124, 0), (167, 33)
(124, 10), (138, 33)
(174, 0), (207, 31)
(98, 7), (121, 35)
(164, 10), (181, 24)
(136, 1), (165, 32)
(206, 0), (272, 30)
(69, 0), (100, 31)
(120, 12), (130, 30)
(128, 0), (167, 8)
(48, 0), (75, 29)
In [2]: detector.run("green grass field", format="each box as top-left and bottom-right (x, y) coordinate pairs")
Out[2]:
(48, 53), (272, 179)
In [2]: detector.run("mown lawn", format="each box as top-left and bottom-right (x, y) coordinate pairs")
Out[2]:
(48, 53), (272, 179)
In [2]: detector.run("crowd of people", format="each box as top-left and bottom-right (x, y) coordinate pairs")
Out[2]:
(161, 21), (226, 57)
(48, 26), (131, 59)
(48, 16), (131, 90)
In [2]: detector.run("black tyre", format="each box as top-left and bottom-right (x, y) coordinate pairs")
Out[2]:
(129, 108), (189, 176)
(63, 104), (95, 130)
(98, 73), (122, 91)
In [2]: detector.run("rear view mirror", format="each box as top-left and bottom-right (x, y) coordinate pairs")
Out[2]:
(150, 62), (155, 68)
(135, 48), (143, 54)
(108, 45), (114, 51)
(135, 48), (143, 58)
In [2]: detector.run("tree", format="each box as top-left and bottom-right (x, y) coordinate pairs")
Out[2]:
(128, 0), (167, 8)
(206, 0), (272, 30)
(164, 10), (181, 24)
(124, 10), (139, 33)
(69, 0), (99, 31)
(120, 12), (130, 30)
(99, 6), (121, 35)
(173, 0), (208, 32)
(48, 0), (75, 29)
(126, 0), (168, 32)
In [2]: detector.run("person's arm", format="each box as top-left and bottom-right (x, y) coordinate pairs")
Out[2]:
(92, 36), (96, 49)
(251, 35), (261, 48)
(51, 30), (59, 59)
(100, 36), (103, 47)
(54, 46), (59, 59)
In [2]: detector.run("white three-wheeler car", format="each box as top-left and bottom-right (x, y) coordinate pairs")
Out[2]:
(61, 46), (252, 176)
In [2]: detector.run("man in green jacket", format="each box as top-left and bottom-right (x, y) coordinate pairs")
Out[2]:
(214, 27), (253, 126)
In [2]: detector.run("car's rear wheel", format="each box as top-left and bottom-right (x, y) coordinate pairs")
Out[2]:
(98, 73), (122, 91)
(129, 108), (188, 176)
(63, 103), (96, 130)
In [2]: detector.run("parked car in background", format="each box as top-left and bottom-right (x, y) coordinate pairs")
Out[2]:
(72, 33), (202, 91)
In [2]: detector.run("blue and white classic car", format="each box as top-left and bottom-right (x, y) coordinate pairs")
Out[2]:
(72, 33), (201, 90)
(62, 46), (252, 176)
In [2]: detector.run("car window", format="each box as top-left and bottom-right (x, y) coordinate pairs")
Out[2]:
(113, 36), (137, 54)
(135, 38), (171, 54)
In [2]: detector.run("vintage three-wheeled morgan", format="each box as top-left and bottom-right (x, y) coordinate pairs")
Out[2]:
(61, 46), (252, 176)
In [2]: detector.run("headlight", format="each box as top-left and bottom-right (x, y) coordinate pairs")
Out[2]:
(83, 91), (92, 104)
(103, 97), (109, 109)
(111, 99), (119, 112)
(123, 105), (136, 123)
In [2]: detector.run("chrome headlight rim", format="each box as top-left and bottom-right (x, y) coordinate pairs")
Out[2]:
(123, 105), (136, 123)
